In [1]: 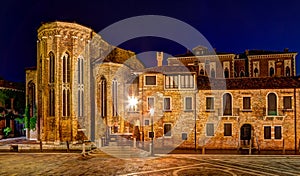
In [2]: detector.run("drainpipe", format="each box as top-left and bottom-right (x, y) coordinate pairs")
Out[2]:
(294, 88), (297, 154)
(194, 80), (197, 151)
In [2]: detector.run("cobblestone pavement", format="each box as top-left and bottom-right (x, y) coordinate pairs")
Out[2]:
(0, 153), (300, 176)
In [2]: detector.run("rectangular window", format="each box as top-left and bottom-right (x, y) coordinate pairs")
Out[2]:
(147, 97), (154, 110)
(144, 119), (150, 126)
(224, 123), (232, 136)
(264, 126), (271, 139)
(206, 123), (214, 136)
(243, 97), (251, 110)
(164, 124), (172, 137)
(185, 97), (193, 111)
(145, 76), (156, 85)
(163, 97), (171, 111)
(165, 75), (178, 89)
(182, 133), (187, 140)
(180, 75), (194, 88)
(283, 96), (292, 109)
(206, 97), (214, 110)
(274, 126), (282, 139)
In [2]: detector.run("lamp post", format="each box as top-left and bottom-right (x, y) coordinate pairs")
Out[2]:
(150, 108), (154, 156)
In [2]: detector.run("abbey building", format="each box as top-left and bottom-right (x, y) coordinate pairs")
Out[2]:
(26, 21), (300, 152)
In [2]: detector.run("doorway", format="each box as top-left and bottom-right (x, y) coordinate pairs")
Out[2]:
(240, 124), (252, 146)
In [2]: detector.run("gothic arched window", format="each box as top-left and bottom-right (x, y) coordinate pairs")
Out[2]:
(49, 88), (55, 116)
(112, 79), (118, 117)
(100, 76), (107, 118)
(49, 52), (55, 83)
(63, 53), (71, 83)
(200, 69), (204, 75)
(270, 67), (275, 77)
(77, 57), (84, 117)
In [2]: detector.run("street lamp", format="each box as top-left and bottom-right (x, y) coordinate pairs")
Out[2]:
(149, 108), (154, 156)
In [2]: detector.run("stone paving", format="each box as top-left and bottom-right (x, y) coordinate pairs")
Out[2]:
(0, 153), (300, 176)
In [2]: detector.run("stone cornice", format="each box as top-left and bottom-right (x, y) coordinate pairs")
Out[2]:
(248, 53), (297, 60)
(168, 54), (235, 61)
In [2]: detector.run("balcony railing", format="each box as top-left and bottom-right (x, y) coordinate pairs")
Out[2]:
(262, 108), (291, 117)
(217, 108), (240, 117)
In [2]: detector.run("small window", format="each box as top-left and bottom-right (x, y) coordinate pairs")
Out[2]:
(163, 97), (171, 111)
(185, 97), (193, 111)
(274, 126), (282, 139)
(182, 133), (187, 140)
(224, 123), (232, 136)
(264, 126), (271, 139)
(145, 76), (156, 85)
(243, 97), (251, 110)
(206, 97), (214, 110)
(283, 96), (292, 109)
(164, 124), (172, 137)
(147, 97), (154, 110)
(165, 75), (178, 89)
(144, 119), (150, 126)
(206, 123), (214, 136)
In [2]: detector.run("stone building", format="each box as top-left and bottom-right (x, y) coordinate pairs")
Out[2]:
(27, 21), (300, 152)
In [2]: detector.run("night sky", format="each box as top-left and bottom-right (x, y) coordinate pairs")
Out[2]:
(1, 0), (300, 83)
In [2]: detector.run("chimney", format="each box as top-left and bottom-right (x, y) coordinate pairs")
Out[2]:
(245, 49), (249, 55)
(156, 52), (163, 67)
(284, 48), (289, 52)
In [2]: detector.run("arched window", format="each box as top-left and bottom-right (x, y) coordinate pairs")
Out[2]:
(224, 68), (229, 78)
(49, 52), (55, 83)
(223, 93), (232, 116)
(112, 79), (118, 117)
(28, 82), (35, 117)
(49, 88), (55, 116)
(240, 71), (245, 77)
(286, 66), (290, 77)
(77, 57), (84, 117)
(270, 67), (275, 77)
(199, 69), (204, 75)
(211, 68), (216, 78)
(100, 76), (107, 118)
(62, 89), (71, 117)
(63, 53), (70, 83)
(254, 68), (259, 77)
(267, 93), (277, 115)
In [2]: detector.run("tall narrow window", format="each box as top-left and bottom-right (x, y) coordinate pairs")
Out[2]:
(206, 123), (214, 136)
(264, 126), (271, 139)
(267, 93), (277, 115)
(100, 76), (107, 118)
(77, 57), (84, 117)
(254, 68), (259, 77)
(286, 66), (290, 77)
(243, 97), (251, 110)
(164, 124), (172, 137)
(274, 126), (282, 139)
(112, 79), (118, 116)
(163, 97), (171, 111)
(270, 67), (275, 77)
(49, 89), (55, 116)
(63, 53), (70, 83)
(62, 89), (71, 117)
(147, 97), (154, 110)
(224, 68), (229, 78)
(185, 97), (193, 111)
(223, 93), (232, 116)
(211, 68), (216, 78)
(224, 123), (232, 136)
(49, 52), (55, 83)
(206, 97), (214, 110)
(283, 96), (292, 109)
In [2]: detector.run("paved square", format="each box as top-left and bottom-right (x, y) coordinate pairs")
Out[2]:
(0, 153), (299, 175)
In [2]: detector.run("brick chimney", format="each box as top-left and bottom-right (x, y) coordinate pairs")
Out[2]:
(156, 52), (163, 67)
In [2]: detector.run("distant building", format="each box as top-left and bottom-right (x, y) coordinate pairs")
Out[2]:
(27, 21), (300, 152)
(0, 77), (25, 138)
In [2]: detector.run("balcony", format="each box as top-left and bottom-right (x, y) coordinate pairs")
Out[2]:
(262, 108), (288, 121)
(217, 108), (240, 120)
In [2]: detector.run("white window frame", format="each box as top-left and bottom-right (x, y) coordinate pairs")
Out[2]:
(206, 96), (214, 111)
(224, 123), (233, 137)
(163, 97), (172, 111)
(163, 123), (172, 138)
(206, 123), (214, 137)
(242, 96), (251, 111)
(274, 125), (282, 140)
(147, 97), (155, 111)
(184, 96), (193, 111)
(263, 125), (272, 140)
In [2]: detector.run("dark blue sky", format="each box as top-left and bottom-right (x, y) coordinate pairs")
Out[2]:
(1, 0), (300, 82)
